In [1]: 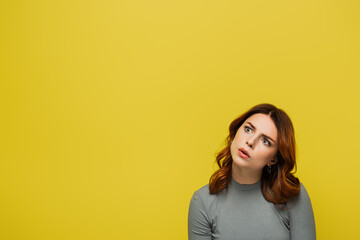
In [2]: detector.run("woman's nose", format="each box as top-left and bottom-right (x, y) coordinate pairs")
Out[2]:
(246, 138), (255, 148)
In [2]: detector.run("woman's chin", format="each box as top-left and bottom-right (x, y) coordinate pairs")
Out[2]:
(232, 157), (249, 169)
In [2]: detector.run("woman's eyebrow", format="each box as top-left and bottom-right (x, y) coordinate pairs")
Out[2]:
(245, 121), (276, 143)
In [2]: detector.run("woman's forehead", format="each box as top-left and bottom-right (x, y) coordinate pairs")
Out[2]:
(244, 114), (278, 139)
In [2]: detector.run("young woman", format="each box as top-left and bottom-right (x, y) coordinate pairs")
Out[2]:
(188, 103), (316, 240)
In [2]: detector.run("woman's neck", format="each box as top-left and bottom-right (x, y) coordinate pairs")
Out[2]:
(231, 163), (262, 184)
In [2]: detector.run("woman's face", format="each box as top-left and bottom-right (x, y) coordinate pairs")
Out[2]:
(230, 113), (279, 172)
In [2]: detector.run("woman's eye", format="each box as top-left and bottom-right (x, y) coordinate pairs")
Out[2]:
(244, 126), (251, 132)
(263, 139), (271, 146)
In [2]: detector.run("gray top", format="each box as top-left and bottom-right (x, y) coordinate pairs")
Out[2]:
(188, 177), (316, 240)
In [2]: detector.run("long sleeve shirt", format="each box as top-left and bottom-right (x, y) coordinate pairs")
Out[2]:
(188, 177), (316, 240)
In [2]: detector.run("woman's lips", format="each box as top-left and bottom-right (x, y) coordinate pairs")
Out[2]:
(238, 148), (250, 159)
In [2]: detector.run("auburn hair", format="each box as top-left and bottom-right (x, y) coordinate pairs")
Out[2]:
(209, 103), (300, 205)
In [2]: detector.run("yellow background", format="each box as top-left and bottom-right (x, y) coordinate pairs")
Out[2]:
(1, 0), (359, 239)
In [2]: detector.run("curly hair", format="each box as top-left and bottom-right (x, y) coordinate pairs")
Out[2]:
(209, 103), (300, 205)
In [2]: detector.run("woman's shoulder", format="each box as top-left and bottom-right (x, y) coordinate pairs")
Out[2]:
(286, 182), (313, 210)
(189, 183), (221, 218)
(190, 183), (218, 205)
(297, 182), (311, 201)
(192, 183), (211, 199)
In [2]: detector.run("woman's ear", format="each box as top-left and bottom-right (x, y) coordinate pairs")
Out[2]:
(270, 158), (277, 165)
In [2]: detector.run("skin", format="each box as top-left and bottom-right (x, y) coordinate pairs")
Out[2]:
(230, 113), (279, 184)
